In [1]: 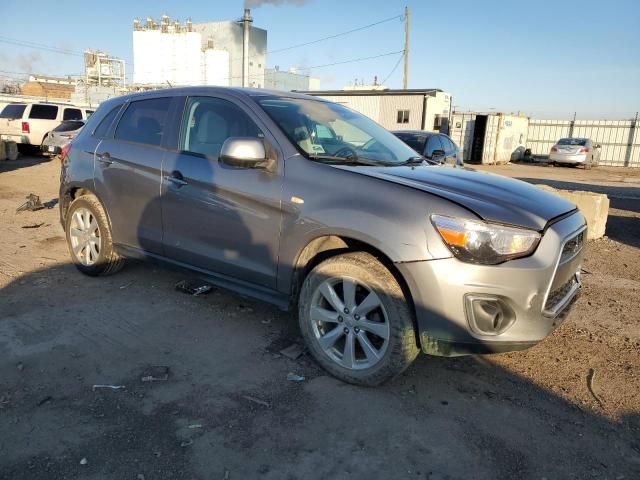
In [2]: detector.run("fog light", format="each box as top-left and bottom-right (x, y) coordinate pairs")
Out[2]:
(465, 295), (516, 336)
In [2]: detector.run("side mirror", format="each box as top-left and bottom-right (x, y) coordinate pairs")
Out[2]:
(594, 143), (601, 149)
(220, 137), (270, 169)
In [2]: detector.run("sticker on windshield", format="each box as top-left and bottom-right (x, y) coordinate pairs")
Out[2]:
(310, 144), (325, 154)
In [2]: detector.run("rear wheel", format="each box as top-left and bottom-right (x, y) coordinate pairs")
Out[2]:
(65, 195), (124, 276)
(298, 252), (419, 386)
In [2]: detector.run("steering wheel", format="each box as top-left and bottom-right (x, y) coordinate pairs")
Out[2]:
(334, 146), (358, 159)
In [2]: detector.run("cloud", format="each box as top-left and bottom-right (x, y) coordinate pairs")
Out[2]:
(244, 0), (310, 7)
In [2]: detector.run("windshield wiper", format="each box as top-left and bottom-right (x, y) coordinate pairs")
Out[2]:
(307, 154), (381, 166)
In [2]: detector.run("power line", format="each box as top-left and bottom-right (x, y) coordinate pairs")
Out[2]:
(267, 14), (402, 56)
(0, 37), (85, 57)
(0, 12), (403, 71)
(380, 52), (404, 85)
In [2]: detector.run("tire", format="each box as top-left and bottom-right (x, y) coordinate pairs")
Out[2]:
(298, 252), (419, 386)
(64, 195), (124, 276)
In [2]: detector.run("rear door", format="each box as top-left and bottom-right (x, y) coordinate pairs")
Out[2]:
(161, 94), (283, 289)
(94, 96), (175, 254)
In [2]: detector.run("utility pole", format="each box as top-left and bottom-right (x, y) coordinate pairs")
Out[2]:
(403, 6), (410, 90)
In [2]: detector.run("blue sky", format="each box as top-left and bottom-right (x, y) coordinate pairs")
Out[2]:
(1, 0), (638, 119)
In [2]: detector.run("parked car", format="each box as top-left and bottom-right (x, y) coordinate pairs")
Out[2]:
(0, 102), (92, 151)
(42, 120), (86, 156)
(393, 130), (463, 167)
(59, 88), (585, 385)
(550, 137), (600, 169)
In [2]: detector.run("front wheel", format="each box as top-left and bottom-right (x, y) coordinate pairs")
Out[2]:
(298, 252), (419, 386)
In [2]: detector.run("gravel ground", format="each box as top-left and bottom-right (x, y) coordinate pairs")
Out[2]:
(0, 157), (638, 479)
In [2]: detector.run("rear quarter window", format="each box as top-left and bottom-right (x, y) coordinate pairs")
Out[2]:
(63, 108), (83, 121)
(29, 104), (59, 120)
(0, 104), (27, 119)
(92, 105), (124, 138)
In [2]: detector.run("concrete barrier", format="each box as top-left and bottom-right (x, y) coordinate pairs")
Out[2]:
(537, 185), (609, 240)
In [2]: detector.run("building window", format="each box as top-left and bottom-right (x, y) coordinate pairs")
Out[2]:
(397, 110), (410, 124)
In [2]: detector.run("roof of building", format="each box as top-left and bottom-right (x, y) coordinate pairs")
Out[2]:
(297, 88), (443, 97)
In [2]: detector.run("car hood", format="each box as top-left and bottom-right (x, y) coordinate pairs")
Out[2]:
(333, 165), (577, 231)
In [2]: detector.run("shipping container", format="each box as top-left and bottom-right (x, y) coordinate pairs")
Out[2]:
(448, 112), (528, 164)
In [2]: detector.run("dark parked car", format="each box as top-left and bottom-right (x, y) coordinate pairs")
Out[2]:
(393, 130), (463, 167)
(60, 88), (585, 385)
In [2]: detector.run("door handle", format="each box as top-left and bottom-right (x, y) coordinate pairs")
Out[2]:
(96, 152), (113, 165)
(167, 170), (188, 187)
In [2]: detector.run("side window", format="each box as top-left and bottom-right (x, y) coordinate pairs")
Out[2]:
(93, 105), (122, 138)
(396, 133), (426, 153)
(425, 135), (444, 157)
(396, 110), (410, 124)
(63, 108), (82, 121)
(86, 110), (95, 117)
(180, 96), (262, 157)
(114, 98), (171, 147)
(29, 104), (58, 120)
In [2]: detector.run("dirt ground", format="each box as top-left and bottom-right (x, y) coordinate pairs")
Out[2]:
(0, 157), (638, 479)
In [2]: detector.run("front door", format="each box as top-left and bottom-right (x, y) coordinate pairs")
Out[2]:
(161, 95), (283, 289)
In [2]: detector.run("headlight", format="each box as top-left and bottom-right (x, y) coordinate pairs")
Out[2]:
(431, 214), (541, 265)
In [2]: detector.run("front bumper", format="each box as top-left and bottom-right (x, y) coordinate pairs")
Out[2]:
(397, 211), (586, 356)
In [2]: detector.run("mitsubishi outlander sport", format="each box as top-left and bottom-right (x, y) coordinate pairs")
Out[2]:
(59, 88), (586, 385)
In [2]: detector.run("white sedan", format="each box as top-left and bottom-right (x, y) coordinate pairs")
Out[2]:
(549, 138), (601, 169)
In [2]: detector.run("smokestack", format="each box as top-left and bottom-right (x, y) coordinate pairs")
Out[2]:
(241, 8), (252, 88)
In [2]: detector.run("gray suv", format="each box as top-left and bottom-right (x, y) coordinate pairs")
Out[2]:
(60, 88), (586, 385)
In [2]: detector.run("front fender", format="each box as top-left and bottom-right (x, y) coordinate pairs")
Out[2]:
(276, 158), (469, 294)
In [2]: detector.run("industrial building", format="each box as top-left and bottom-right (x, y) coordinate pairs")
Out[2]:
(132, 11), (266, 88)
(264, 67), (320, 92)
(302, 88), (452, 132)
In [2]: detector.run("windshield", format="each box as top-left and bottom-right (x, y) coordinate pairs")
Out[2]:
(256, 96), (420, 164)
(557, 138), (587, 146)
(0, 104), (27, 119)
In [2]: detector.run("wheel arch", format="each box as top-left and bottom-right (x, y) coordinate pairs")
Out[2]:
(290, 234), (420, 348)
(61, 185), (110, 228)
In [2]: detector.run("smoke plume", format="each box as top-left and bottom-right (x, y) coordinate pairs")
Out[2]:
(16, 52), (42, 73)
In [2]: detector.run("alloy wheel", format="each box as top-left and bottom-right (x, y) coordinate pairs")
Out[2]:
(69, 207), (101, 266)
(309, 277), (390, 370)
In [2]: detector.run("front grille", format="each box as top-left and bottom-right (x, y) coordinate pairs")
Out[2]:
(560, 230), (584, 263)
(545, 276), (577, 312)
